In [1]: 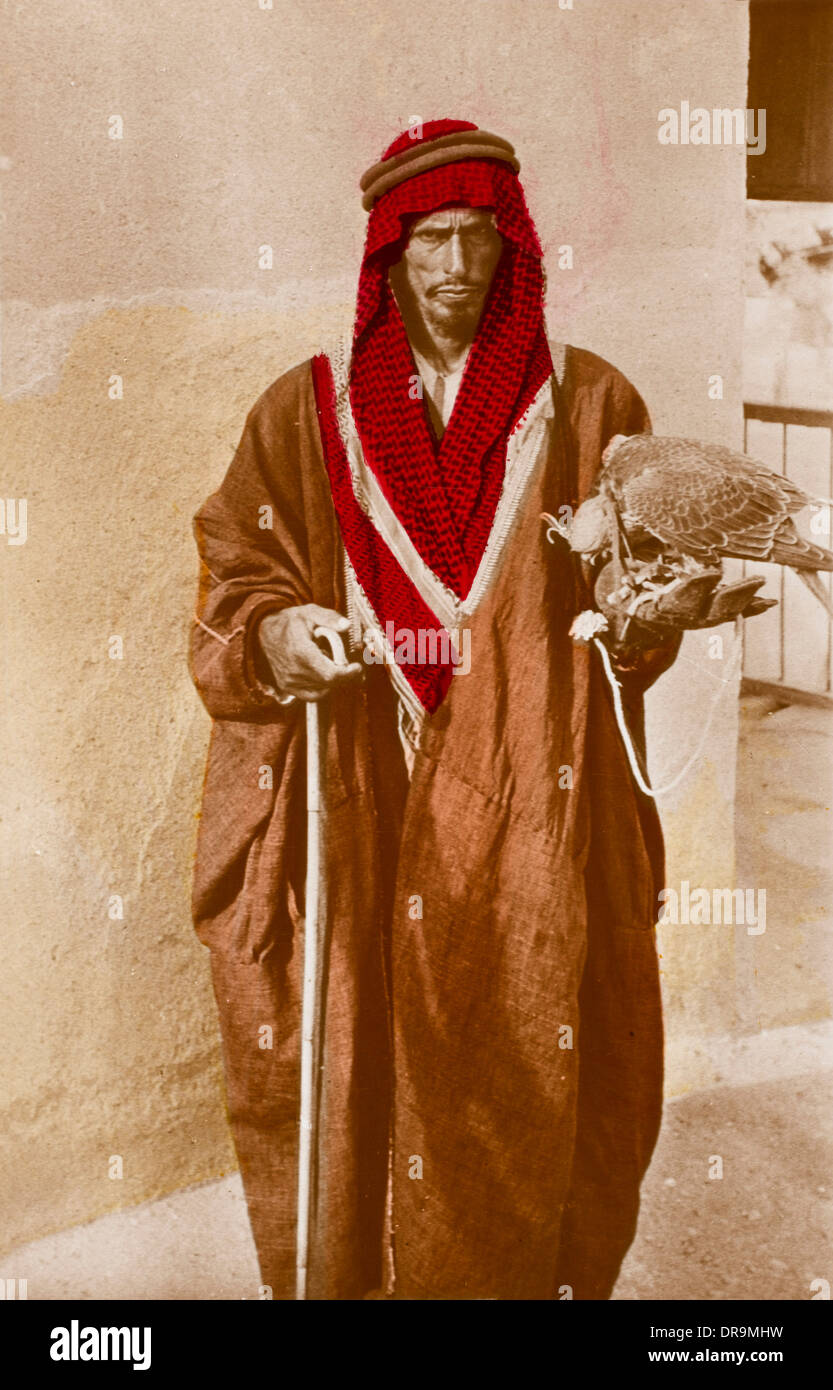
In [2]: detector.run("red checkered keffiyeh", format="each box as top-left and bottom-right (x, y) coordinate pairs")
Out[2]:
(312, 120), (554, 712)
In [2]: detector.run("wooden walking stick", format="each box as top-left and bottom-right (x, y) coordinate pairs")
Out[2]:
(296, 625), (348, 1301)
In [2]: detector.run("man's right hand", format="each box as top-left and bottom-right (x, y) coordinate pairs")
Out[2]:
(257, 604), (363, 703)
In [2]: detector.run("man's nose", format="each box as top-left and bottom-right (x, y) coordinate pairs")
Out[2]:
(443, 232), (467, 278)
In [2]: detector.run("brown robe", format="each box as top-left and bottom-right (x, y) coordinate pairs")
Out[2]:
(189, 344), (677, 1300)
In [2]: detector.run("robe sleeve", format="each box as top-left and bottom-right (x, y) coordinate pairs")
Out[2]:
(189, 385), (313, 721)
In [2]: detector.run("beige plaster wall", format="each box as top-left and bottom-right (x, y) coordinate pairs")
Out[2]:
(1, 0), (788, 1255)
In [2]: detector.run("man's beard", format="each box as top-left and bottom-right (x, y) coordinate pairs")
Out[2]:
(423, 290), (485, 337)
(388, 265), (489, 346)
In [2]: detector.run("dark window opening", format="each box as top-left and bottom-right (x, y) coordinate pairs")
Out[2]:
(748, 0), (833, 201)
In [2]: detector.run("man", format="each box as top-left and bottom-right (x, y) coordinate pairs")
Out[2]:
(189, 120), (689, 1300)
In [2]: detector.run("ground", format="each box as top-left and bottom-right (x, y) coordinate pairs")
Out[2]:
(615, 1071), (832, 1301)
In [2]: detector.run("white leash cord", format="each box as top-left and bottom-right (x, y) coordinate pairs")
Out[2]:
(592, 620), (742, 799)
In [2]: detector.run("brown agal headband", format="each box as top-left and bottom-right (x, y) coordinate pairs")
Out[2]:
(360, 128), (520, 211)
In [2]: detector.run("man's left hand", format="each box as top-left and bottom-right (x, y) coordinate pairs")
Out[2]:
(592, 559), (776, 649)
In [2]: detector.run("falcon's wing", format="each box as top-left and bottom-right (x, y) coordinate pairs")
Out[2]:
(605, 436), (808, 564)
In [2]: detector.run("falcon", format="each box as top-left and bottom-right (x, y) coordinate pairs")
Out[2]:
(551, 433), (833, 634)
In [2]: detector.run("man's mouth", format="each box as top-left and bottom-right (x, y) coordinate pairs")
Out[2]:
(431, 285), (481, 302)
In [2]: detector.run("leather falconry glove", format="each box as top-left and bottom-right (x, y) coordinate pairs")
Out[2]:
(590, 558), (776, 651)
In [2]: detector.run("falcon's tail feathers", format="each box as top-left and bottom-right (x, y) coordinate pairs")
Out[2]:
(771, 522), (833, 572)
(798, 569), (833, 619)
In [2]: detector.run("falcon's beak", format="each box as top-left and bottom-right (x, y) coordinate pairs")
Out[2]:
(541, 510), (572, 545)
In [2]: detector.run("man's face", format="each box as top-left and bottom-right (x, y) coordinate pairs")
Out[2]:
(392, 206), (503, 336)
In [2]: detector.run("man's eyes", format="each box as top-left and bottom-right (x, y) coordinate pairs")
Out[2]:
(414, 227), (495, 245)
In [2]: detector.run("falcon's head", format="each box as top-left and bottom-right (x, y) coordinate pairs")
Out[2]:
(544, 435), (632, 558)
(568, 493), (614, 557)
(601, 433), (630, 468)
(565, 433), (638, 556)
